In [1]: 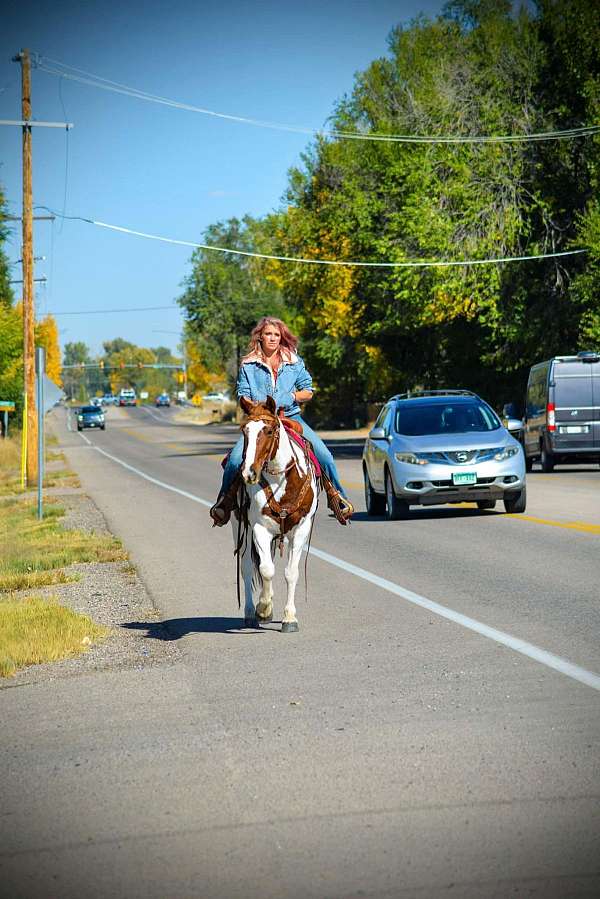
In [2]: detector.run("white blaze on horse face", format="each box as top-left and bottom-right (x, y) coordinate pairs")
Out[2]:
(242, 420), (265, 484)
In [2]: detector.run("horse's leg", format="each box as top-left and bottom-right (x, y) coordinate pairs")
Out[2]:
(253, 523), (275, 623)
(282, 517), (312, 633)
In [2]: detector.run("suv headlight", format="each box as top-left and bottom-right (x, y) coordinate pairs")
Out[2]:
(395, 452), (427, 465)
(494, 446), (519, 461)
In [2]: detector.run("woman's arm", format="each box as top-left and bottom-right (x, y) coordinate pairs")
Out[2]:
(293, 389), (313, 404)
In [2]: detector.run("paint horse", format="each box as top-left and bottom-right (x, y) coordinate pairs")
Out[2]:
(234, 395), (319, 632)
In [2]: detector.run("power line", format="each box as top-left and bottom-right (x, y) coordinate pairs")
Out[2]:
(48, 304), (178, 315)
(35, 208), (587, 269)
(35, 54), (600, 145)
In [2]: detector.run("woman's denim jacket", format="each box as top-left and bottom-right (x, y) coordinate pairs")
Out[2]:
(237, 351), (313, 417)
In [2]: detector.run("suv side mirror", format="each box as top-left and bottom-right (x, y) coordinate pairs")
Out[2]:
(369, 426), (387, 440)
(505, 418), (524, 433)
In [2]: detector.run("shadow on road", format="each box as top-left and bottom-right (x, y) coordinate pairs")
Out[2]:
(123, 617), (267, 639)
(323, 437), (365, 459)
(349, 507), (497, 523)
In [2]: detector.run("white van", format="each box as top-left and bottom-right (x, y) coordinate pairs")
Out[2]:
(118, 388), (137, 407)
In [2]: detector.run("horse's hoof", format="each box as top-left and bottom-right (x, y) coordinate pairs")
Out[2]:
(256, 612), (273, 623)
(281, 621), (299, 634)
(244, 617), (258, 628)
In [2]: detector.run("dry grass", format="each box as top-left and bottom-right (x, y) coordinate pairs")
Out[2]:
(0, 434), (76, 495)
(0, 433), (21, 493)
(0, 498), (128, 593)
(0, 595), (108, 677)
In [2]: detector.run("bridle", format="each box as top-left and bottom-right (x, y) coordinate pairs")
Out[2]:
(242, 409), (281, 476)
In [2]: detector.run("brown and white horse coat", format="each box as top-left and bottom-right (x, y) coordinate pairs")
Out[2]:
(235, 395), (318, 632)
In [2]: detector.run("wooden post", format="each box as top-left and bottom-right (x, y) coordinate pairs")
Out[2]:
(20, 48), (38, 485)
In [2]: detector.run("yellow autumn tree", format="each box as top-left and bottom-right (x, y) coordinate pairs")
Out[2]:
(35, 314), (62, 386)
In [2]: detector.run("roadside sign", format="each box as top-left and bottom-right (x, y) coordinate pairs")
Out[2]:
(140, 391), (149, 399)
(0, 401), (16, 411)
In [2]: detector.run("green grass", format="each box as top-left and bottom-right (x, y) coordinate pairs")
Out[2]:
(0, 498), (128, 593)
(0, 595), (109, 677)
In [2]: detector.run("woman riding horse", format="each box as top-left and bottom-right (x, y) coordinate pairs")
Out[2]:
(209, 317), (354, 526)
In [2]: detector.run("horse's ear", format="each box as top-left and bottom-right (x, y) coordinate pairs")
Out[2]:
(240, 396), (256, 415)
(265, 395), (276, 414)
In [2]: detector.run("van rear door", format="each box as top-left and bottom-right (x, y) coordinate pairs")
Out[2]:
(592, 362), (600, 449)
(553, 361), (595, 451)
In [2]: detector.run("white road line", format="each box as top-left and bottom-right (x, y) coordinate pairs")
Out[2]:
(80, 435), (210, 505)
(75, 432), (600, 692)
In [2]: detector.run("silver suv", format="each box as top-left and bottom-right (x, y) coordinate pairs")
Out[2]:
(362, 390), (526, 520)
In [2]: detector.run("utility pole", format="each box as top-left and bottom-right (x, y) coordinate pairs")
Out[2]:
(16, 49), (37, 485)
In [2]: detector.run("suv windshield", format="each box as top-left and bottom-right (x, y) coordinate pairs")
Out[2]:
(395, 401), (501, 436)
(81, 406), (101, 414)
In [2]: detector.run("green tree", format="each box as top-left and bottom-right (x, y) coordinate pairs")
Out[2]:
(178, 217), (288, 391)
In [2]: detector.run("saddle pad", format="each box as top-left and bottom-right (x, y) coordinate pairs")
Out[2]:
(284, 425), (321, 478)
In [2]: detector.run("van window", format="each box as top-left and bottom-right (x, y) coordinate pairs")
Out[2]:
(527, 367), (547, 417)
(554, 377), (593, 407)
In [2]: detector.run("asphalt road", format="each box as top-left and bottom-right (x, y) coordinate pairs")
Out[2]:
(2, 403), (599, 899)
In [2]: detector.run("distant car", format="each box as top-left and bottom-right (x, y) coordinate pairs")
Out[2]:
(77, 405), (105, 431)
(101, 394), (117, 406)
(202, 392), (228, 403)
(155, 393), (171, 407)
(362, 390), (526, 519)
(119, 389), (137, 407)
(90, 397), (103, 407)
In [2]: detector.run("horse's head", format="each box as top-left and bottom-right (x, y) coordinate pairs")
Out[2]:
(240, 395), (280, 485)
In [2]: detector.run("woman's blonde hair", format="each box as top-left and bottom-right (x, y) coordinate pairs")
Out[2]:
(246, 317), (298, 356)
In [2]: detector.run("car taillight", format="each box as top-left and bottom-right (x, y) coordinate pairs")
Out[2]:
(547, 402), (556, 431)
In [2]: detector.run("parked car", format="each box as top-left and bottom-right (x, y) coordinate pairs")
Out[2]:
(119, 388), (137, 407)
(77, 405), (105, 431)
(155, 393), (171, 407)
(202, 392), (229, 403)
(522, 351), (600, 472)
(102, 394), (117, 406)
(362, 390), (526, 520)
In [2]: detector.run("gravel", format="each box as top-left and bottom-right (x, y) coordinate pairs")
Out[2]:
(3, 490), (181, 687)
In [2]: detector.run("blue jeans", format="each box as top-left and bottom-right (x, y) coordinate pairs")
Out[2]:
(221, 412), (346, 497)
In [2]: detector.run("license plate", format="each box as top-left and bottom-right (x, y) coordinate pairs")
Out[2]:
(559, 425), (587, 434)
(452, 471), (477, 485)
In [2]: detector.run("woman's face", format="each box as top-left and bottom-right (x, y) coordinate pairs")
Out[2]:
(260, 324), (281, 355)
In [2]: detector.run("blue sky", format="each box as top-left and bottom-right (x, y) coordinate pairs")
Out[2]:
(1, 0), (445, 357)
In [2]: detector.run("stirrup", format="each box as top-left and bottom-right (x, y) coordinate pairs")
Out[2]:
(210, 496), (231, 527)
(326, 489), (354, 525)
(210, 482), (239, 527)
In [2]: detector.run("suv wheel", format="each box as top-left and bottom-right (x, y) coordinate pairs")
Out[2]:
(525, 455), (533, 473)
(385, 469), (410, 520)
(540, 444), (555, 472)
(504, 486), (526, 514)
(364, 467), (385, 516)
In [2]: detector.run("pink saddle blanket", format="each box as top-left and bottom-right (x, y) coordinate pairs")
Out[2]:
(221, 422), (321, 478)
